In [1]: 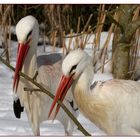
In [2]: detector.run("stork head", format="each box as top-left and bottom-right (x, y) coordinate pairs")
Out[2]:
(48, 49), (90, 119)
(13, 15), (39, 92)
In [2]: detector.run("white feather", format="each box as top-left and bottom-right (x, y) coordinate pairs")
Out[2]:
(15, 15), (78, 136)
(62, 49), (140, 135)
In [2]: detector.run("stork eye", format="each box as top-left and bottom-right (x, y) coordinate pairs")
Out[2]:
(69, 64), (77, 74)
(26, 30), (32, 40)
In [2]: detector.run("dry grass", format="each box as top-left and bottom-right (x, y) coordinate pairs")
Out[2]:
(0, 4), (139, 78)
(0, 5), (13, 63)
(129, 6), (140, 79)
(100, 12), (118, 73)
(94, 5), (106, 49)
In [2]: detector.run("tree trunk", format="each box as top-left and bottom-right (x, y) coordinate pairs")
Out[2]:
(112, 5), (140, 79)
(112, 43), (130, 79)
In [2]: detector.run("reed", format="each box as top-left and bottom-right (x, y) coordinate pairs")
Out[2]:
(129, 6), (140, 79)
(0, 5), (12, 63)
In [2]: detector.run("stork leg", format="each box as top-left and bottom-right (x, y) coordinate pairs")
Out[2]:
(65, 130), (71, 136)
(32, 128), (40, 136)
(65, 119), (75, 136)
(29, 116), (40, 136)
(27, 114), (40, 136)
(32, 100), (41, 136)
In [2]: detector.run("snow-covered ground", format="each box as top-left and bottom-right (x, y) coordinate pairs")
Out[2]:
(0, 61), (105, 136)
(0, 32), (114, 136)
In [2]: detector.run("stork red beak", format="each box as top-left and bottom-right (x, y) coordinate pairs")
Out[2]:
(48, 75), (74, 119)
(13, 40), (30, 92)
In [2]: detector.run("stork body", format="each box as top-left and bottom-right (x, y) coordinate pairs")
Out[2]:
(49, 49), (140, 135)
(13, 15), (78, 136)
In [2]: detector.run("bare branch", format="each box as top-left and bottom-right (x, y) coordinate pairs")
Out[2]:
(0, 56), (91, 136)
(123, 17), (140, 43)
(107, 13), (124, 34)
(24, 87), (41, 92)
(129, 5), (139, 14)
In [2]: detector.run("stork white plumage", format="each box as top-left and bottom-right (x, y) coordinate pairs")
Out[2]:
(49, 48), (140, 135)
(13, 15), (78, 136)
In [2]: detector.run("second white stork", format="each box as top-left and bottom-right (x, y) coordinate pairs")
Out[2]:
(49, 48), (140, 135)
(13, 15), (78, 136)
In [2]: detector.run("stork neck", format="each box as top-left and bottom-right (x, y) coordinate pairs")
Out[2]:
(22, 42), (37, 78)
(73, 59), (94, 94)
(72, 58), (111, 132)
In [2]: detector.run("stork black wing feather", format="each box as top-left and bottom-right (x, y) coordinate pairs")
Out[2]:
(13, 98), (24, 119)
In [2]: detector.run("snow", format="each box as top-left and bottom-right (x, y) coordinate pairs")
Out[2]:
(0, 32), (114, 136)
(64, 32), (113, 56)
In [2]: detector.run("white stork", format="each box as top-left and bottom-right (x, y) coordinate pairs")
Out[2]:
(49, 48), (140, 135)
(13, 15), (78, 136)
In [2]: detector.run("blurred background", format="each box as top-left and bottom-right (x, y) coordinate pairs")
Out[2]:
(0, 4), (140, 80)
